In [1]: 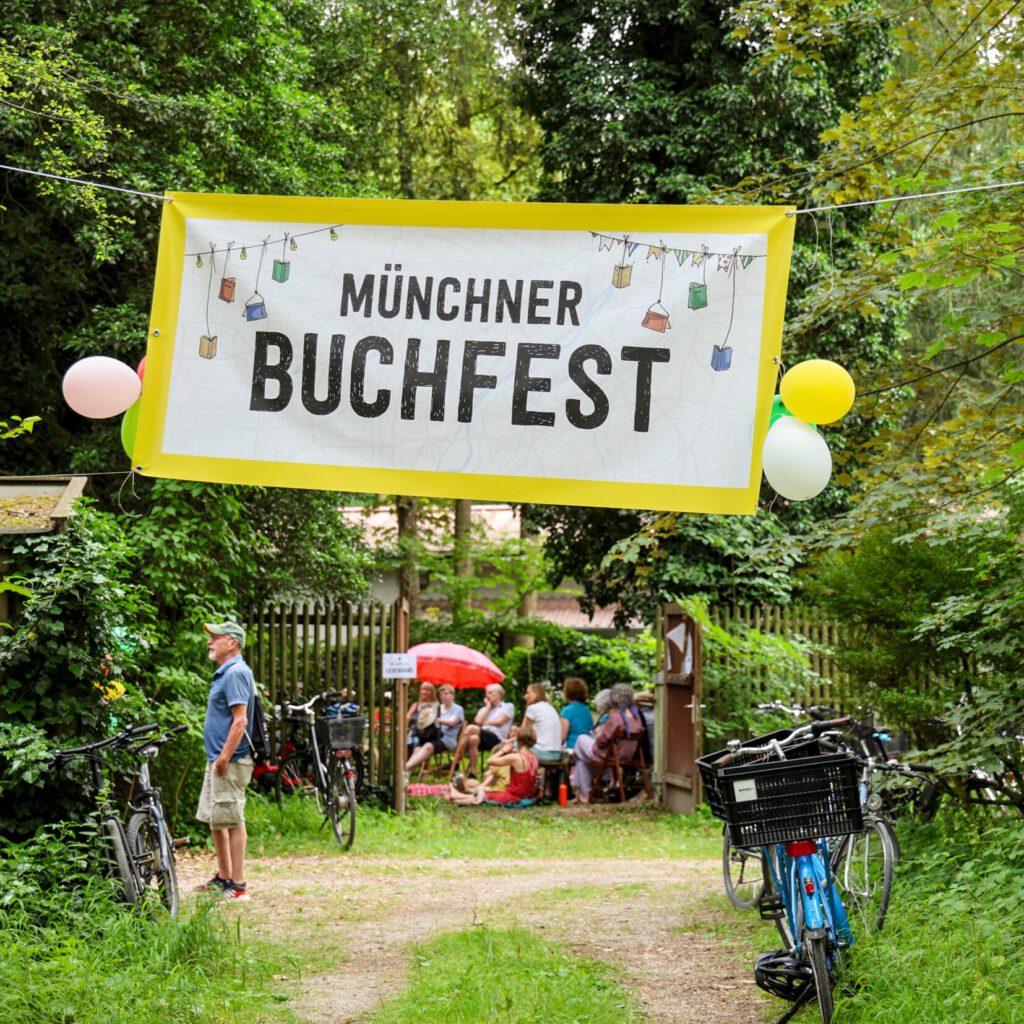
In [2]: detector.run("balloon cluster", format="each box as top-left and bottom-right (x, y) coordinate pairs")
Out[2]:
(762, 359), (855, 501)
(62, 356), (146, 458)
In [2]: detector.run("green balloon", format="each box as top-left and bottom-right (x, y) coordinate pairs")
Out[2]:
(120, 400), (140, 459)
(769, 394), (793, 427)
(769, 394), (815, 428)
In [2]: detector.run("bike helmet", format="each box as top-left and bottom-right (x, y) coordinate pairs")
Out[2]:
(754, 949), (813, 1001)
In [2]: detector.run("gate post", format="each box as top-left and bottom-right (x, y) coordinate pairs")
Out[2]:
(656, 603), (703, 814)
(393, 598), (409, 814)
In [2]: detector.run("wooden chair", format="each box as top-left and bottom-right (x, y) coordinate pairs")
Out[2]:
(590, 727), (654, 803)
(416, 722), (464, 782)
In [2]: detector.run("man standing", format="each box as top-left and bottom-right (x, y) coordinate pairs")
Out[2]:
(194, 620), (255, 900)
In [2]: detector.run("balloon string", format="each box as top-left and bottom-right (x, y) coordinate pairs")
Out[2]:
(116, 470), (144, 519)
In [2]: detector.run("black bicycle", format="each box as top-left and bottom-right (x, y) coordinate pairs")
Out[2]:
(275, 692), (365, 848)
(50, 722), (188, 915)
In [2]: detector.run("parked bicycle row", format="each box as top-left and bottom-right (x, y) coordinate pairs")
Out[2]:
(703, 699), (1022, 1023)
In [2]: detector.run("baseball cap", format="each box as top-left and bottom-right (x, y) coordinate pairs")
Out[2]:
(204, 620), (246, 647)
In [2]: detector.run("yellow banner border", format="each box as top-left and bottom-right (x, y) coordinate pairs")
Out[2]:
(138, 194), (796, 514)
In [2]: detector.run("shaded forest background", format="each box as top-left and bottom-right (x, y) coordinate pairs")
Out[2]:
(2, 0), (1024, 833)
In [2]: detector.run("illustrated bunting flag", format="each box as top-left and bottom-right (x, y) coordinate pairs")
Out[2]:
(136, 194), (796, 514)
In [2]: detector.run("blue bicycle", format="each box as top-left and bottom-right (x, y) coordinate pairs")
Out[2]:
(700, 719), (862, 1023)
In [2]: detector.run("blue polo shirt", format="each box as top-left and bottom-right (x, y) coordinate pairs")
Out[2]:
(203, 654), (255, 761)
(560, 701), (594, 749)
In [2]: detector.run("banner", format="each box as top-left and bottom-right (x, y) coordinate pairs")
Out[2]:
(137, 194), (795, 513)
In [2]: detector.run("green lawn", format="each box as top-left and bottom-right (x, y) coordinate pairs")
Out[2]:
(244, 794), (723, 860)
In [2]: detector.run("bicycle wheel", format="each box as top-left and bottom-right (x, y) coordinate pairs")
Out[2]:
(805, 932), (834, 1024)
(126, 810), (180, 916)
(104, 817), (139, 905)
(276, 752), (317, 805)
(831, 815), (895, 933)
(350, 748), (366, 796)
(722, 825), (765, 910)
(328, 756), (357, 849)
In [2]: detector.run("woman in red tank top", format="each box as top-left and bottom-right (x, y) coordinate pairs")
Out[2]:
(447, 719), (539, 805)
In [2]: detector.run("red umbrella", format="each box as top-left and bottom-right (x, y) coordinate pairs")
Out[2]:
(407, 642), (505, 689)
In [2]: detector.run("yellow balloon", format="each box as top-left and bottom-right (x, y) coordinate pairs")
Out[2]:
(779, 359), (856, 423)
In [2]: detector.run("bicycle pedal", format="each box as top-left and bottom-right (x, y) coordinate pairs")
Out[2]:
(758, 893), (785, 921)
(174, 836), (191, 848)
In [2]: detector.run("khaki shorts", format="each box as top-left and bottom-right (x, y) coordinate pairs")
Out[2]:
(196, 757), (254, 829)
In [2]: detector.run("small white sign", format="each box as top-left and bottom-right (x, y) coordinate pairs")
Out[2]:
(733, 778), (759, 803)
(382, 653), (417, 679)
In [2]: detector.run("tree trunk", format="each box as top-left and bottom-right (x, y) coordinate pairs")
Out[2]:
(396, 495), (420, 618)
(452, 498), (473, 622)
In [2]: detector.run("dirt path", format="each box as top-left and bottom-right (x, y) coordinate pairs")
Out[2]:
(180, 851), (769, 1023)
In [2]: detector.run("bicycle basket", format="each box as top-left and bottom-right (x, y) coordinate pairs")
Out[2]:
(329, 715), (366, 750)
(714, 753), (863, 847)
(697, 729), (824, 821)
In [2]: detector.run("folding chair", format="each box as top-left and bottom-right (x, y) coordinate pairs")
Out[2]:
(416, 722), (464, 782)
(591, 727), (654, 803)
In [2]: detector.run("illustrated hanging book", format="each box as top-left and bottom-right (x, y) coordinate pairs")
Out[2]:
(200, 243), (219, 359)
(642, 242), (671, 332)
(219, 242), (236, 303)
(243, 240), (270, 321)
(688, 245), (710, 310)
(272, 234), (291, 284)
(711, 344), (732, 371)
(613, 235), (633, 288)
(642, 301), (671, 332)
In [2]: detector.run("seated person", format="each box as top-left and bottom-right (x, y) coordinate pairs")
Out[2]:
(448, 720), (538, 805)
(405, 682), (464, 775)
(523, 683), (563, 763)
(406, 682), (440, 758)
(571, 683), (643, 803)
(592, 687), (612, 727)
(461, 682), (514, 777)
(559, 677), (593, 751)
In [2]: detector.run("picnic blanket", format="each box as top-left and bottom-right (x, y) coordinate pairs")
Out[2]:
(407, 783), (449, 797)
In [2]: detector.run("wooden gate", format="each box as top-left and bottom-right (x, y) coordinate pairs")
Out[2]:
(654, 603), (703, 814)
(244, 599), (408, 790)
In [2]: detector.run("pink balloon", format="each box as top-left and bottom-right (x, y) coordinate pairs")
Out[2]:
(62, 356), (142, 419)
(137, 356), (147, 382)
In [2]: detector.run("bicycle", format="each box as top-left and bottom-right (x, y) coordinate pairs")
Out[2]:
(721, 702), (892, 913)
(273, 692), (366, 801)
(275, 691), (364, 848)
(50, 722), (188, 915)
(700, 718), (861, 1024)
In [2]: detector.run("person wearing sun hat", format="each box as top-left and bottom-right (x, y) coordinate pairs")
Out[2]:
(194, 619), (256, 901)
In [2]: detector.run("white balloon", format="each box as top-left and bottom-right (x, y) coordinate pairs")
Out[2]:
(62, 356), (142, 419)
(762, 417), (832, 501)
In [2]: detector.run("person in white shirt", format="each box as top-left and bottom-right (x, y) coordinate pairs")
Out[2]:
(462, 682), (514, 777)
(523, 683), (563, 763)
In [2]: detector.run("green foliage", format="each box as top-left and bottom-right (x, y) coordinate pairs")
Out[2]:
(0, 844), (284, 1024)
(526, 505), (806, 628)
(803, 526), (971, 736)
(367, 926), (643, 1024)
(516, 0), (893, 204)
(679, 597), (819, 750)
(835, 816), (1024, 1023)
(0, 501), (155, 746)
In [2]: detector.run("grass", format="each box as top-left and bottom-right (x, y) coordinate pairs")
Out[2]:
(0, 883), (295, 1024)
(245, 792), (722, 860)
(363, 926), (647, 1024)
(832, 814), (1024, 1024)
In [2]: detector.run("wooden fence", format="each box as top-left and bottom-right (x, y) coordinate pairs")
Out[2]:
(243, 600), (406, 788)
(706, 604), (852, 708)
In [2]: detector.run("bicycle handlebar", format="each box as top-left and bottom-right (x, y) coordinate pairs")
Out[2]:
(52, 722), (160, 760)
(281, 691), (346, 716)
(712, 717), (852, 768)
